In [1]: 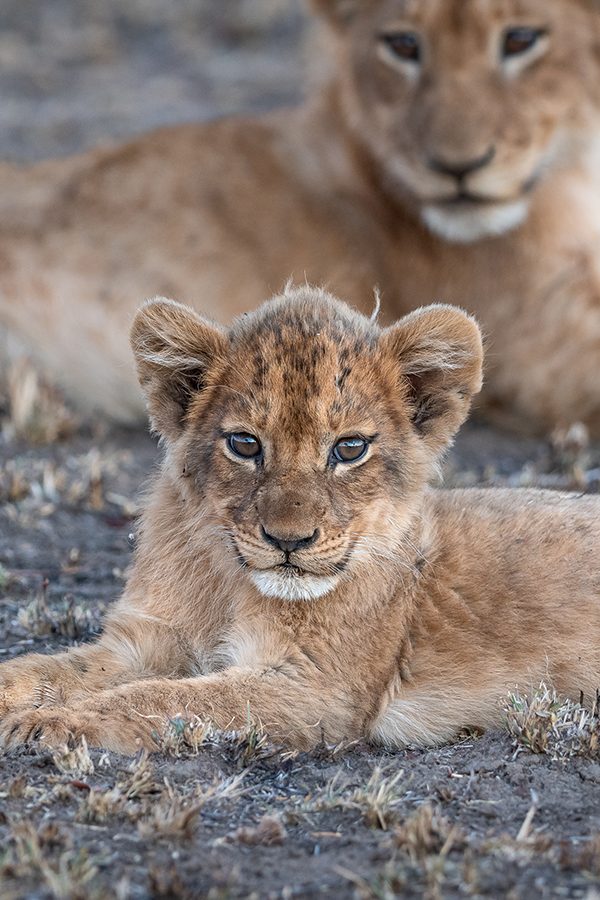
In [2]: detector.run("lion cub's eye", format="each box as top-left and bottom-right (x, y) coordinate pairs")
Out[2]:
(502, 27), (547, 58)
(228, 433), (262, 459)
(331, 436), (369, 464)
(380, 32), (421, 64)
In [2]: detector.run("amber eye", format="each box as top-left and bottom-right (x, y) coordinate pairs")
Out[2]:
(228, 433), (262, 459)
(502, 27), (546, 58)
(331, 436), (369, 464)
(381, 32), (421, 63)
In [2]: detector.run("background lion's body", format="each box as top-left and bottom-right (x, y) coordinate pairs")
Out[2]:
(1, 0), (600, 432)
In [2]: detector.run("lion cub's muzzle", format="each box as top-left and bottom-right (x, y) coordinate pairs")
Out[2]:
(260, 525), (319, 555)
(232, 524), (351, 602)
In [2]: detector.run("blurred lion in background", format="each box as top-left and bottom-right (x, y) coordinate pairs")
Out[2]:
(1, 0), (600, 433)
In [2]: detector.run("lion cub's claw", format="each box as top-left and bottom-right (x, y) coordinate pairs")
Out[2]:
(0, 707), (95, 750)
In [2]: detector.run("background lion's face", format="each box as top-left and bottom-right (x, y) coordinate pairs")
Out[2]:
(132, 290), (483, 604)
(323, 0), (600, 242)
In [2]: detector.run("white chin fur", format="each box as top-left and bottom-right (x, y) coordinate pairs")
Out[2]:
(249, 570), (339, 602)
(422, 199), (529, 243)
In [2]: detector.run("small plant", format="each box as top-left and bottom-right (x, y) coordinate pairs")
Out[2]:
(229, 814), (287, 846)
(52, 737), (95, 777)
(301, 766), (406, 830)
(8, 821), (98, 899)
(4, 357), (76, 444)
(156, 716), (280, 768)
(156, 715), (214, 757)
(117, 751), (159, 800)
(17, 580), (99, 640)
(503, 682), (600, 760)
(137, 772), (246, 839)
(393, 803), (459, 861)
(137, 796), (201, 839)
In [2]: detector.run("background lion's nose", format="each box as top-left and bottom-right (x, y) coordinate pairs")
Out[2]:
(261, 527), (319, 554)
(427, 145), (496, 181)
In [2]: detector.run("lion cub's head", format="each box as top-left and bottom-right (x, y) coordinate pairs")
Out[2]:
(313, 0), (600, 243)
(131, 287), (482, 602)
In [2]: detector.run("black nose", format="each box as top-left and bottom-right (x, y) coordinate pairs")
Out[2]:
(261, 527), (319, 554)
(428, 145), (496, 181)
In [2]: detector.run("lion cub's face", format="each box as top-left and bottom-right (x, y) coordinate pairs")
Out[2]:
(131, 288), (482, 602)
(315, 0), (600, 242)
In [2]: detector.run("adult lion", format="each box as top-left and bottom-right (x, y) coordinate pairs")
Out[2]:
(1, 0), (599, 432)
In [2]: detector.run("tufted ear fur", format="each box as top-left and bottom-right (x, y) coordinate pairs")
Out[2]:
(130, 298), (227, 441)
(380, 304), (483, 455)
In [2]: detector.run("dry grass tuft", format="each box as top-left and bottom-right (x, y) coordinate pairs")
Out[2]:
(4, 358), (77, 444)
(224, 721), (278, 769)
(138, 771), (246, 839)
(137, 796), (202, 839)
(17, 579), (99, 640)
(349, 767), (406, 830)
(77, 786), (119, 825)
(156, 715), (214, 757)
(393, 803), (460, 861)
(52, 737), (95, 776)
(504, 683), (600, 760)
(5, 821), (98, 899)
(302, 766), (406, 830)
(230, 814), (287, 846)
(78, 752), (159, 824)
(117, 751), (159, 800)
(147, 866), (195, 899)
(156, 716), (281, 769)
(559, 835), (600, 876)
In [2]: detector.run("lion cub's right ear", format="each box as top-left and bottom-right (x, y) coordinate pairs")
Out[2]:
(380, 304), (484, 457)
(130, 298), (227, 440)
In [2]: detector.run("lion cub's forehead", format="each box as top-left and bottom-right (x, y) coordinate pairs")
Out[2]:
(223, 293), (382, 429)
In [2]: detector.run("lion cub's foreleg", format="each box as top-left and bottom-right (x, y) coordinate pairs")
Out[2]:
(0, 611), (195, 719)
(0, 666), (352, 754)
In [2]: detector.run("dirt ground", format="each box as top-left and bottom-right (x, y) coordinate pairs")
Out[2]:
(2, 2), (600, 898)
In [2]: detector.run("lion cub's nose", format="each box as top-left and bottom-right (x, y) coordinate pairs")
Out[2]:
(261, 527), (319, 554)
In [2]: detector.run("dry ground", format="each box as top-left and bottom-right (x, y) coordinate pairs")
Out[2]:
(2, 2), (600, 898)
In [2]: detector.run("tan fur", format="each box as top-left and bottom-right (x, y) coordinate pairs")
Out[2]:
(1, 286), (599, 755)
(1, 0), (600, 432)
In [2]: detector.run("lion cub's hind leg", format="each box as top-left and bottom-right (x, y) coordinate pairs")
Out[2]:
(369, 683), (502, 750)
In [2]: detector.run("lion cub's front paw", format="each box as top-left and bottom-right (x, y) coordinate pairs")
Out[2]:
(0, 705), (157, 755)
(0, 707), (97, 750)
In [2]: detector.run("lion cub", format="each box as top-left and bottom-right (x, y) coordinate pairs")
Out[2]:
(1, 286), (599, 754)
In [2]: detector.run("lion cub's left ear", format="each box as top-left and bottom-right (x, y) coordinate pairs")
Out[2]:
(130, 298), (227, 440)
(380, 304), (483, 455)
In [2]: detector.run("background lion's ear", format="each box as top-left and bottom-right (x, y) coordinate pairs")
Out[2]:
(381, 305), (484, 456)
(130, 298), (227, 440)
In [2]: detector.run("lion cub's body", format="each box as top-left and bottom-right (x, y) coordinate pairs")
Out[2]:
(0, 287), (599, 755)
(2, 0), (600, 432)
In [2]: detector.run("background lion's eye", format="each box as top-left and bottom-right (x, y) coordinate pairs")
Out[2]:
(502, 27), (546, 59)
(381, 32), (421, 63)
(228, 433), (261, 459)
(332, 437), (369, 464)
